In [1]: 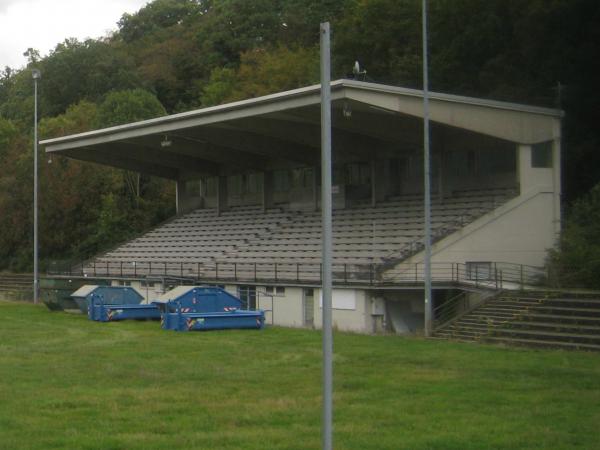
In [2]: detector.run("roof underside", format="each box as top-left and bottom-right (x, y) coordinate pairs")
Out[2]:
(41, 80), (562, 180)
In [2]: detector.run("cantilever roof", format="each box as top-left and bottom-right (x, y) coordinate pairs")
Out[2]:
(41, 80), (563, 180)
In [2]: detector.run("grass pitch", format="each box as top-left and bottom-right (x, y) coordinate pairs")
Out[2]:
(0, 301), (599, 450)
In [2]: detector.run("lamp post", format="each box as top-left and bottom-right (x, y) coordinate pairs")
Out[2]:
(422, 0), (433, 336)
(32, 68), (41, 304)
(320, 22), (333, 450)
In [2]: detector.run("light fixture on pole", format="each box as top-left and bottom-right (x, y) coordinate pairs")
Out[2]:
(32, 68), (41, 304)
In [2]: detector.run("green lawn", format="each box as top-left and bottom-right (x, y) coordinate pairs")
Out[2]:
(0, 301), (599, 450)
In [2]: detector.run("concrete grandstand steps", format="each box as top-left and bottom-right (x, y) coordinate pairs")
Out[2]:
(81, 189), (515, 276)
(502, 320), (600, 333)
(435, 290), (600, 351)
(525, 305), (600, 316)
(520, 313), (600, 324)
(0, 273), (32, 291)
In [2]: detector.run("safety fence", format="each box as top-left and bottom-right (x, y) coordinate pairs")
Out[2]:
(47, 259), (547, 290)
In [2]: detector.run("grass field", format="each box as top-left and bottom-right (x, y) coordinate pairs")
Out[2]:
(0, 301), (599, 450)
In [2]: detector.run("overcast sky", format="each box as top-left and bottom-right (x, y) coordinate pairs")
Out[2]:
(0, 0), (149, 69)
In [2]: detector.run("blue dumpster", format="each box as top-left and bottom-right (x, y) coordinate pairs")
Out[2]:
(70, 285), (160, 322)
(88, 297), (161, 322)
(155, 286), (265, 332)
(71, 285), (144, 313)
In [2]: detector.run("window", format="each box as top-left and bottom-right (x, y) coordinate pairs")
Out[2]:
(237, 285), (257, 309)
(184, 180), (201, 197)
(274, 170), (290, 192)
(275, 286), (285, 295)
(205, 177), (217, 196)
(532, 142), (553, 168)
(265, 286), (274, 294)
(228, 175), (243, 196)
(346, 163), (371, 186)
(291, 167), (313, 189)
(389, 158), (409, 179)
(467, 150), (477, 174)
(245, 173), (260, 194)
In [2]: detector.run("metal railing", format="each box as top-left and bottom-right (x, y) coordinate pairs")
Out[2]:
(432, 290), (471, 330)
(47, 259), (547, 290)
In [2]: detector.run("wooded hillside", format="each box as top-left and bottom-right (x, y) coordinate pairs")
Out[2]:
(0, 0), (598, 275)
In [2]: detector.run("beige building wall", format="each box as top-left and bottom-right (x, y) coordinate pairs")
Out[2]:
(257, 287), (305, 328)
(312, 288), (370, 333)
(425, 190), (556, 267)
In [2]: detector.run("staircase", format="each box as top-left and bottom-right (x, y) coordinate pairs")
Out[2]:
(0, 273), (33, 301)
(434, 291), (600, 351)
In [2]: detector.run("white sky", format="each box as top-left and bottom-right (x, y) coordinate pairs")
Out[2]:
(0, 0), (150, 69)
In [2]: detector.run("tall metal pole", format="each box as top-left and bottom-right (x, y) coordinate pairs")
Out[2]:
(422, 1), (433, 336)
(32, 69), (41, 305)
(320, 22), (333, 450)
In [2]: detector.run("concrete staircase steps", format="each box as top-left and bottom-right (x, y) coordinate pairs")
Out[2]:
(507, 320), (600, 333)
(521, 313), (600, 324)
(0, 274), (32, 291)
(435, 330), (486, 340)
(468, 312), (518, 320)
(434, 290), (600, 351)
(542, 297), (600, 306)
(527, 305), (600, 316)
(490, 328), (600, 344)
(484, 336), (600, 351)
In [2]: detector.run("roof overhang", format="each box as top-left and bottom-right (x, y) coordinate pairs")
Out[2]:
(41, 80), (563, 180)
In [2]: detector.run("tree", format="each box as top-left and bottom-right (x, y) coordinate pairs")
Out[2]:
(547, 183), (600, 289)
(94, 88), (166, 128)
(200, 45), (319, 106)
(40, 39), (141, 117)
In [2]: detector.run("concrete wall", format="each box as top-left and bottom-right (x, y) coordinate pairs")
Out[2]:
(415, 189), (557, 267)
(110, 279), (164, 302)
(257, 287), (305, 327)
(312, 288), (369, 333)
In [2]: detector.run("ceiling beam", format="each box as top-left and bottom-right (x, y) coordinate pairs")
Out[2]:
(126, 135), (267, 172)
(206, 121), (319, 166)
(64, 148), (179, 180)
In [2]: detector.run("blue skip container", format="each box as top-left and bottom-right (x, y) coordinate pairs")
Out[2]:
(71, 285), (145, 314)
(155, 286), (265, 332)
(71, 285), (160, 322)
(88, 297), (161, 322)
(162, 308), (265, 331)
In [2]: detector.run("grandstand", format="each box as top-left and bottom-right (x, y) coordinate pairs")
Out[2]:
(41, 80), (563, 335)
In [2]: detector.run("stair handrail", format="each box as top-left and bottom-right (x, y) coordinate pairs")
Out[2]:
(433, 290), (470, 330)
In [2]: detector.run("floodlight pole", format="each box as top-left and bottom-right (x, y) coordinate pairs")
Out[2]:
(32, 69), (41, 305)
(422, 0), (433, 336)
(320, 22), (333, 450)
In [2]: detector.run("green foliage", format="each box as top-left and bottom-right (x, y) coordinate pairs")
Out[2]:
(40, 39), (141, 117)
(0, 0), (599, 273)
(548, 183), (600, 289)
(334, 0), (422, 86)
(95, 88), (167, 128)
(201, 45), (319, 105)
(0, 117), (17, 154)
(117, 0), (209, 43)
